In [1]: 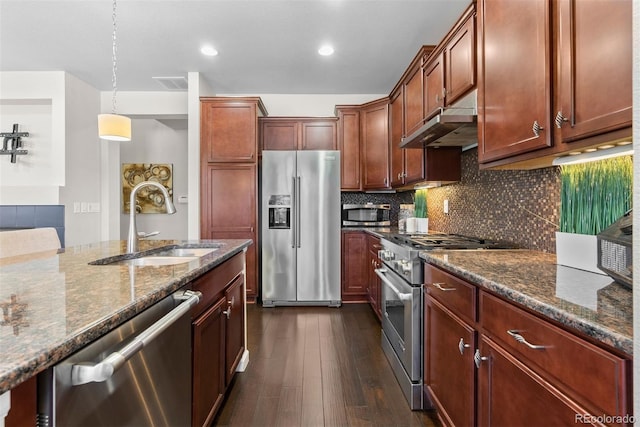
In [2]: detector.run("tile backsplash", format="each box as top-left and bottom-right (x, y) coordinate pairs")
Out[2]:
(427, 148), (560, 253)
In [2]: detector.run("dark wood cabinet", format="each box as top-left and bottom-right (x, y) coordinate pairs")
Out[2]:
(360, 98), (390, 190)
(191, 252), (246, 427)
(260, 118), (337, 151)
(423, 262), (632, 427)
(201, 98), (265, 162)
(367, 235), (382, 320)
(200, 163), (257, 298)
(200, 97), (265, 300)
(477, 0), (631, 168)
(423, 53), (445, 120)
(424, 296), (475, 427)
(389, 88), (405, 188)
(477, 0), (552, 164)
(444, 12), (476, 107)
(341, 231), (369, 302)
(192, 295), (227, 427)
(5, 376), (36, 427)
(225, 274), (245, 383)
(336, 106), (361, 191)
(554, 0), (632, 144)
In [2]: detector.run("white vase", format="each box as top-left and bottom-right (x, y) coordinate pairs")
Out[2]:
(416, 218), (429, 233)
(555, 231), (605, 275)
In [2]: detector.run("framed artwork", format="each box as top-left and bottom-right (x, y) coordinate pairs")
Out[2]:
(122, 163), (173, 214)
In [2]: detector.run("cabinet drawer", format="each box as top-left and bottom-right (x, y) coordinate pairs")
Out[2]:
(191, 253), (244, 318)
(424, 264), (475, 324)
(479, 291), (630, 418)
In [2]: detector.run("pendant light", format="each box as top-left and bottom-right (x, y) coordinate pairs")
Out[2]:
(98, 0), (131, 141)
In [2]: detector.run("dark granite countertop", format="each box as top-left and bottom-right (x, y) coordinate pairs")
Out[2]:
(0, 238), (251, 394)
(420, 249), (632, 356)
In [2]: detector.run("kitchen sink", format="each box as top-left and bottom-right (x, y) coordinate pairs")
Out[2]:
(155, 248), (218, 257)
(117, 256), (201, 266)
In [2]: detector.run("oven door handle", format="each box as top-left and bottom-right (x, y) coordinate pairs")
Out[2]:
(375, 268), (413, 301)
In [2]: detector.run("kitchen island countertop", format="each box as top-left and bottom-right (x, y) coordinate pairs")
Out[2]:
(421, 249), (632, 356)
(0, 238), (251, 394)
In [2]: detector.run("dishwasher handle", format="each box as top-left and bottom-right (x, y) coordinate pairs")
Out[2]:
(71, 290), (201, 386)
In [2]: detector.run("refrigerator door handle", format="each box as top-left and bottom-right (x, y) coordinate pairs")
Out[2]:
(296, 176), (301, 248)
(291, 176), (296, 248)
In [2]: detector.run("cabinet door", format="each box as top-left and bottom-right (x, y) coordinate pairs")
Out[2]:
(192, 296), (227, 427)
(201, 164), (258, 298)
(425, 297), (475, 427)
(555, 0), (632, 143)
(404, 62), (425, 135)
(389, 89), (405, 187)
(477, 336), (595, 427)
(361, 100), (390, 190)
(201, 100), (258, 162)
(424, 52), (445, 119)
(445, 13), (476, 106)
(341, 231), (369, 297)
(261, 120), (298, 151)
(477, 0), (552, 163)
(225, 274), (245, 383)
(337, 108), (361, 191)
(300, 121), (337, 150)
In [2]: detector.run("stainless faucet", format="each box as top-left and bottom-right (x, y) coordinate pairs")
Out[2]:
(127, 181), (176, 253)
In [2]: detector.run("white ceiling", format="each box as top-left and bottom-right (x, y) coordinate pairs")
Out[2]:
(0, 0), (471, 94)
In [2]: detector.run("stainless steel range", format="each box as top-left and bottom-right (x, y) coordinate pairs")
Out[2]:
(375, 232), (513, 410)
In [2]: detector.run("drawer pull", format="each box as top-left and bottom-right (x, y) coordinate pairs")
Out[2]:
(432, 282), (456, 292)
(458, 338), (470, 355)
(507, 330), (548, 350)
(474, 349), (488, 368)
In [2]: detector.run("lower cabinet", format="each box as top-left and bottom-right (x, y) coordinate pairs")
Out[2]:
(423, 262), (632, 427)
(341, 231), (369, 302)
(191, 252), (246, 427)
(367, 234), (382, 320)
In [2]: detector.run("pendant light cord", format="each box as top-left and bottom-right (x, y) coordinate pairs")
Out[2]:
(111, 0), (118, 115)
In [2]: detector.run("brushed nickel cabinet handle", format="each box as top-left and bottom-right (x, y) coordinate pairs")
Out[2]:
(223, 303), (232, 319)
(432, 282), (456, 292)
(458, 338), (470, 355)
(474, 349), (488, 368)
(555, 111), (569, 128)
(507, 330), (548, 350)
(532, 121), (544, 137)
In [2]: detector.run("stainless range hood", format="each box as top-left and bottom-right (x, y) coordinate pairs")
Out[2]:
(400, 90), (478, 149)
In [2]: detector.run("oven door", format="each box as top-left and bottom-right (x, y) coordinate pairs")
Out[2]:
(375, 266), (422, 382)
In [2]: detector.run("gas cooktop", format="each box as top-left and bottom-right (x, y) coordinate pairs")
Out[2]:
(387, 232), (516, 251)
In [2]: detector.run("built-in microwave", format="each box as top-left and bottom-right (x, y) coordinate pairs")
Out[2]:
(342, 203), (391, 227)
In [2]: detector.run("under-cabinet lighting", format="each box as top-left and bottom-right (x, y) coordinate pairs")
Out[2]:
(552, 143), (633, 166)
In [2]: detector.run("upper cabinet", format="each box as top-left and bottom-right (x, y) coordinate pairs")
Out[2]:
(361, 98), (390, 190)
(424, 7), (476, 119)
(336, 106), (361, 191)
(260, 118), (337, 151)
(201, 98), (267, 162)
(554, 0), (632, 144)
(477, 0), (632, 168)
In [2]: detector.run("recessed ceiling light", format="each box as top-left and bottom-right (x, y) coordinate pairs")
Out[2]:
(318, 45), (334, 56)
(201, 45), (218, 56)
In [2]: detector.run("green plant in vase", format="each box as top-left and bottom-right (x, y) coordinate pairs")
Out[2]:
(557, 155), (632, 273)
(414, 189), (428, 232)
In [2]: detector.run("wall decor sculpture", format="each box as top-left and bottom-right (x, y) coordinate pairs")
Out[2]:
(122, 163), (173, 214)
(0, 123), (29, 163)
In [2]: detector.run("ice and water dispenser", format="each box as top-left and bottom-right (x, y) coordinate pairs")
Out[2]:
(267, 195), (291, 229)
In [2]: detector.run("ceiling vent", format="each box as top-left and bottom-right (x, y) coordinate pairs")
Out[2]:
(152, 76), (188, 91)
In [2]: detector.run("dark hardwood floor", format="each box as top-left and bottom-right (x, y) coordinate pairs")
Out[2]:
(213, 303), (441, 427)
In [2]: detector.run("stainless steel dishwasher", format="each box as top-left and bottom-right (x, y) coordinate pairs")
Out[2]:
(37, 289), (200, 427)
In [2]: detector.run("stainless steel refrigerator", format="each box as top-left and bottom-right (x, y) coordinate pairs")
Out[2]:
(261, 150), (341, 307)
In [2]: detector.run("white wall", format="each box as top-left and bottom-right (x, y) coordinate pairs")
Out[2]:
(0, 72), (66, 204)
(59, 73), (102, 246)
(118, 119), (188, 240)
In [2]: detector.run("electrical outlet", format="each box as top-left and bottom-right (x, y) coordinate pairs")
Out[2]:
(444, 199), (449, 214)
